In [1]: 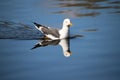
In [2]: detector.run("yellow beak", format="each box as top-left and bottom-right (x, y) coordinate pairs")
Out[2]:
(68, 22), (72, 27)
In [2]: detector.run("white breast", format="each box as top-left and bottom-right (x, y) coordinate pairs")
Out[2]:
(59, 26), (69, 39)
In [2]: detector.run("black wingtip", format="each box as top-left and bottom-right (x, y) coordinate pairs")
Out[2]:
(31, 43), (41, 50)
(33, 22), (42, 28)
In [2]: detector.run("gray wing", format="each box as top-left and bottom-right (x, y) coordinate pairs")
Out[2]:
(31, 40), (60, 50)
(41, 27), (60, 38)
(33, 22), (60, 38)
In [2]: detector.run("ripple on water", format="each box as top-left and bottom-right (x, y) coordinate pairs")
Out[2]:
(0, 21), (42, 40)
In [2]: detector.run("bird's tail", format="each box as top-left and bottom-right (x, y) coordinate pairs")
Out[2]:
(33, 22), (43, 28)
(31, 43), (42, 50)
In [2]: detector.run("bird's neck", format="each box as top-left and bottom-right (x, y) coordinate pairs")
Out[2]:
(59, 25), (69, 39)
(60, 25), (69, 35)
(61, 25), (69, 31)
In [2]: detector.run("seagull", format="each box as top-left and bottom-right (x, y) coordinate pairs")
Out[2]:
(33, 18), (72, 40)
(59, 39), (72, 57)
(31, 39), (72, 57)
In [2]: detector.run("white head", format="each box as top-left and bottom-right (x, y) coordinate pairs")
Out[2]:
(64, 50), (72, 57)
(63, 18), (72, 27)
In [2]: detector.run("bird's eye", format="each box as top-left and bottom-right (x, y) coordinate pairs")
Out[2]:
(65, 21), (68, 24)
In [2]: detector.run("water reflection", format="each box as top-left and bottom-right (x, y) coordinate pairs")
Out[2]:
(32, 38), (72, 57)
(45, 0), (120, 17)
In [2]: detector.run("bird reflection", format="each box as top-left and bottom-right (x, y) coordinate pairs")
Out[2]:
(31, 38), (72, 57)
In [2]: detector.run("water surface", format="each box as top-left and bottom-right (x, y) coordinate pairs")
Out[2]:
(0, 0), (120, 80)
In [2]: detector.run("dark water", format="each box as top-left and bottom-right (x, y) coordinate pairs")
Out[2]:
(0, 0), (120, 80)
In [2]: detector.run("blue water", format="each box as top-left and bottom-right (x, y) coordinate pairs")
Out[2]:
(0, 0), (120, 80)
